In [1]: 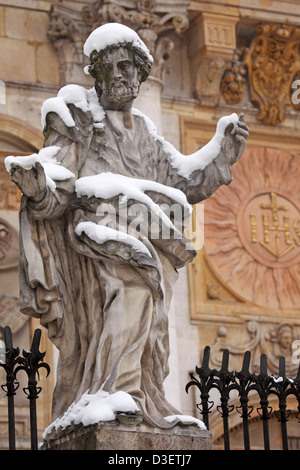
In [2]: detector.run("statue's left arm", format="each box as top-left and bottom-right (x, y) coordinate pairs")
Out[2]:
(163, 113), (249, 205)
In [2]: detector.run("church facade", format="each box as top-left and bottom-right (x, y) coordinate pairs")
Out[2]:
(1, 0), (300, 449)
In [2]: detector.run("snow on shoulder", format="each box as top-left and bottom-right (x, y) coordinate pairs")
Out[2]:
(83, 22), (153, 63)
(41, 85), (105, 130)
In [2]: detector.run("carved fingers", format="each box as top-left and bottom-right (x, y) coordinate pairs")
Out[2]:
(234, 113), (249, 159)
(10, 162), (47, 201)
(223, 113), (249, 163)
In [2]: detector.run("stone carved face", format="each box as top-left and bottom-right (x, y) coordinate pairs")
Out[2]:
(94, 46), (141, 111)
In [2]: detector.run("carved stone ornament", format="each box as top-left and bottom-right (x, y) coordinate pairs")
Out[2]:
(47, 4), (90, 86)
(82, 0), (189, 80)
(0, 219), (19, 270)
(0, 295), (27, 335)
(203, 147), (300, 310)
(194, 55), (225, 106)
(209, 321), (299, 376)
(220, 49), (246, 104)
(243, 23), (300, 125)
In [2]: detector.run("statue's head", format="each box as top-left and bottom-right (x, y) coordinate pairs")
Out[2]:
(84, 23), (153, 110)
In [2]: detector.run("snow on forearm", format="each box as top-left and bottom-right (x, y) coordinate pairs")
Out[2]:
(5, 146), (75, 192)
(75, 221), (152, 257)
(132, 109), (239, 179)
(169, 113), (239, 178)
(75, 172), (192, 229)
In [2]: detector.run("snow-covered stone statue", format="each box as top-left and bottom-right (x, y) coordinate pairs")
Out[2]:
(5, 23), (248, 432)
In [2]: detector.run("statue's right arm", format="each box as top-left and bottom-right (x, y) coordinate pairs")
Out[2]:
(10, 162), (47, 203)
(8, 111), (80, 219)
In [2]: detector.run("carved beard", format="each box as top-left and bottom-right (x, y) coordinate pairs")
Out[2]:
(97, 79), (140, 106)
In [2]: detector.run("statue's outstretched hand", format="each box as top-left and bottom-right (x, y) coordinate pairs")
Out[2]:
(10, 162), (47, 202)
(222, 113), (249, 165)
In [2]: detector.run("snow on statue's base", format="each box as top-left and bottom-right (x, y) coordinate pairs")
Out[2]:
(41, 390), (212, 450)
(41, 419), (212, 451)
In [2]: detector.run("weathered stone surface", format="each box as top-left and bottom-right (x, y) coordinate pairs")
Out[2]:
(42, 420), (212, 451)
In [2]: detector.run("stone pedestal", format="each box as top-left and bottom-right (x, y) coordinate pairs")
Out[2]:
(41, 419), (212, 451)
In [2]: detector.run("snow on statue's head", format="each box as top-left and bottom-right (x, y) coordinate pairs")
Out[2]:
(83, 23), (153, 84)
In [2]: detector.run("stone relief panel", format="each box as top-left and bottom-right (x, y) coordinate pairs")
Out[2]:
(209, 321), (300, 377)
(0, 217), (27, 336)
(204, 147), (300, 311)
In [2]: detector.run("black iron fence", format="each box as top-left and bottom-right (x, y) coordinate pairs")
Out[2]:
(0, 326), (50, 450)
(186, 346), (300, 450)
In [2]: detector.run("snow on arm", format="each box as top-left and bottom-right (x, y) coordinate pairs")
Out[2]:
(132, 108), (239, 179)
(5, 146), (75, 192)
(75, 221), (152, 257)
(75, 172), (192, 230)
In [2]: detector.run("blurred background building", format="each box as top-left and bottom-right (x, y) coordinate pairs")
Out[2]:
(1, 0), (300, 450)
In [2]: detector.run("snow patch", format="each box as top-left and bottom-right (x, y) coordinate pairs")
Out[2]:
(83, 22), (153, 64)
(164, 414), (206, 430)
(4, 146), (74, 192)
(41, 85), (105, 130)
(43, 389), (141, 437)
(75, 172), (192, 229)
(75, 221), (152, 257)
(132, 108), (239, 178)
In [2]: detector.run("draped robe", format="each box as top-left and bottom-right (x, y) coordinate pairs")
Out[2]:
(17, 98), (234, 428)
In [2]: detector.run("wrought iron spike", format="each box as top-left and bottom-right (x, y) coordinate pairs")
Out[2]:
(260, 354), (268, 375)
(278, 356), (286, 380)
(241, 351), (251, 374)
(4, 326), (13, 350)
(221, 349), (229, 372)
(202, 345), (211, 370)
